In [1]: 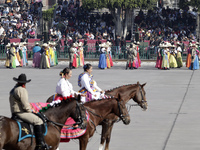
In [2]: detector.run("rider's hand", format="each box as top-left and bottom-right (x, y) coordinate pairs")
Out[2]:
(81, 94), (86, 97)
(100, 91), (104, 94)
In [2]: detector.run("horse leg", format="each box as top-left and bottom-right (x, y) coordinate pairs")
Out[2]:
(79, 134), (89, 150)
(99, 121), (110, 150)
(104, 125), (114, 150)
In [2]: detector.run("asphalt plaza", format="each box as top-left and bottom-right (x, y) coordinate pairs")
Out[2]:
(0, 61), (199, 150)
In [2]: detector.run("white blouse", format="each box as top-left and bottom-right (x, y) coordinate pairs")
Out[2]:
(56, 78), (78, 97)
(79, 74), (102, 95)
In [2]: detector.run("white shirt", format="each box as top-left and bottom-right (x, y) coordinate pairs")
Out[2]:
(80, 74), (102, 94)
(79, 73), (103, 102)
(56, 78), (78, 97)
(0, 27), (4, 35)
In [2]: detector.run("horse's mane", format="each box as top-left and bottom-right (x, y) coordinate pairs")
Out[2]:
(40, 98), (75, 113)
(105, 84), (138, 92)
(84, 97), (114, 105)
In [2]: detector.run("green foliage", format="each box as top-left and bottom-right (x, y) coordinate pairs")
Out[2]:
(179, 0), (200, 11)
(42, 4), (57, 21)
(179, 0), (190, 10)
(82, 0), (157, 10)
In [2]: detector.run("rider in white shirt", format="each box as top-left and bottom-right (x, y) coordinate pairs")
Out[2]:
(56, 67), (85, 98)
(78, 64), (104, 103)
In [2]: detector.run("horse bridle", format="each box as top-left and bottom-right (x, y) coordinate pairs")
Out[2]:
(117, 99), (129, 122)
(74, 101), (87, 128)
(139, 85), (147, 106)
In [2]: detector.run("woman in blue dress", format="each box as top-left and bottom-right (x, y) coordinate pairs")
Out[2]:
(21, 42), (28, 66)
(98, 43), (107, 69)
(32, 42), (41, 68)
(189, 43), (199, 70)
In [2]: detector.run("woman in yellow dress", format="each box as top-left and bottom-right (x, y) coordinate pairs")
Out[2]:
(78, 42), (84, 67)
(48, 42), (55, 67)
(169, 44), (178, 68)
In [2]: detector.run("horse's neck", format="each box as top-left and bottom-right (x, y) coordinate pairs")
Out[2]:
(106, 85), (138, 103)
(44, 101), (75, 125)
(85, 99), (116, 124)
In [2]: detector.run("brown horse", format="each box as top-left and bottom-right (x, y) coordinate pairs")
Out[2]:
(99, 81), (148, 150)
(76, 94), (130, 150)
(0, 96), (87, 150)
(46, 82), (147, 150)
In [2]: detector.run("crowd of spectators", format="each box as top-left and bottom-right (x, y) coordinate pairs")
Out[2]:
(135, 7), (197, 46)
(0, 0), (42, 44)
(50, 1), (198, 50)
(0, 0), (199, 59)
(50, 0), (115, 42)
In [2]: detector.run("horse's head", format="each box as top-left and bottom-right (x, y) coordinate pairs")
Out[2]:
(115, 93), (130, 125)
(132, 82), (148, 111)
(70, 95), (87, 129)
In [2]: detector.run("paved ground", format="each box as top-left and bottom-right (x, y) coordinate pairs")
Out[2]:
(0, 61), (199, 150)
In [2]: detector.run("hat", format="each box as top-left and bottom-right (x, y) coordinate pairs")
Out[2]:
(53, 42), (57, 46)
(166, 43), (172, 47)
(106, 41), (112, 46)
(176, 42), (181, 45)
(159, 44), (164, 48)
(100, 43), (107, 48)
(19, 43), (24, 47)
(72, 43), (77, 47)
(13, 74), (31, 83)
(35, 42), (40, 45)
(190, 43), (196, 47)
(78, 42), (83, 47)
(42, 43), (48, 47)
(6, 43), (11, 47)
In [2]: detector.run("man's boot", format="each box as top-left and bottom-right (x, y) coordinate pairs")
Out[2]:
(34, 125), (50, 150)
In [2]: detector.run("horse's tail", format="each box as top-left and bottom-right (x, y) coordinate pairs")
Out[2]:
(46, 95), (55, 103)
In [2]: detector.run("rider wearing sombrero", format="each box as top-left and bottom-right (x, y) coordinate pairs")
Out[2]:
(9, 74), (50, 150)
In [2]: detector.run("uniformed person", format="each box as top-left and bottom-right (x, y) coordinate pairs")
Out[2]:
(69, 43), (76, 69)
(126, 43), (136, 69)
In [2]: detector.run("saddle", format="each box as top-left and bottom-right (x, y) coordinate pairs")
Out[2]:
(11, 113), (48, 142)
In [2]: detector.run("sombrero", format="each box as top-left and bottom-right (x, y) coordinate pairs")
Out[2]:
(13, 74), (31, 83)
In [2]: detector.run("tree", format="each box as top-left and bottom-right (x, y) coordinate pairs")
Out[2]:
(82, 0), (157, 39)
(189, 0), (200, 11)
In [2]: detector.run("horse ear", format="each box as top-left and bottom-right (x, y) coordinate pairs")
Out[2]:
(117, 93), (121, 101)
(141, 83), (146, 88)
(137, 81), (139, 85)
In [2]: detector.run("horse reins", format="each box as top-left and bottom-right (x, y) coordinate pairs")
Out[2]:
(41, 101), (86, 129)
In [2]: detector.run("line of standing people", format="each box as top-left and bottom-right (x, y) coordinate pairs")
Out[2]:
(32, 42), (58, 69)
(5, 42), (28, 69)
(155, 42), (183, 70)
